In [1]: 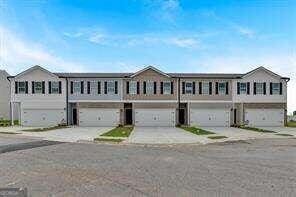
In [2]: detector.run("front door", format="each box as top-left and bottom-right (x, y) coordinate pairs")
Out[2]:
(179, 108), (185, 125)
(125, 109), (133, 125)
(72, 108), (77, 125)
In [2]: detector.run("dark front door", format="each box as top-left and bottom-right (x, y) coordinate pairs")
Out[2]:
(125, 109), (133, 125)
(234, 109), (237, 124)
(73, 108), (77, 125)
(179, 108), (185, 125)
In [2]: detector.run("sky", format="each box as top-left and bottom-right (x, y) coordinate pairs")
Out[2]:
(0, 0), (295, 113)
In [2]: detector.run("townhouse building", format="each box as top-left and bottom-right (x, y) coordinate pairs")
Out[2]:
(9, 65), (289, 127)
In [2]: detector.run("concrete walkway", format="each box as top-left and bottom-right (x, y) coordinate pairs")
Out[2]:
(127, 127), (210, 144)
(19, 127), (112, 142)
(258, 127), (296, 136)
(200, 127), (287, 141)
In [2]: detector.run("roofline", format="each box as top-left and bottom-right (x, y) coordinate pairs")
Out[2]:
(130, 66), (171, 78)
(12, 65), (58, 79)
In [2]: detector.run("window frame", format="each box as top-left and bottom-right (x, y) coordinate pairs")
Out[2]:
(218, 82), (226, 95)
(146, 81), (154, 95)
(163, 81), (171, 95)
(73, 81), (81, 94)
(51, 81), (60, 94)
(272, 83), (280, 95)
(202, 82), (209, 95)
(107, 81), (115, 94)
(256, 82), (264, 95)
(89, 81), (97, 94)
(240, 82), (247, 94)
(18, 82), (26, 94)
(185, 82), (193, 94)
(34, 81), (43, 94)
(129, 81), (137, 95)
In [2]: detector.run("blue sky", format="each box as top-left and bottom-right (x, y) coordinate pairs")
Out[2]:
(0, 0), (295, 112)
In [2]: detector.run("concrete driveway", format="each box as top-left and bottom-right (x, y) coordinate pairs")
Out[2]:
(258, 127), (296, 136)
(127, 127), (207, 144)
(200, 127), (283, 141)
(20, 127), (112, 142)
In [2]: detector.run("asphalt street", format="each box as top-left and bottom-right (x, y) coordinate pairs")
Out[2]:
(0, 135), (295, 197)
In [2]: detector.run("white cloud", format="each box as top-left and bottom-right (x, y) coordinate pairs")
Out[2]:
(0, 26), (87, 74)
(166, 38), (198, 48)
(63, 27), (201, 48)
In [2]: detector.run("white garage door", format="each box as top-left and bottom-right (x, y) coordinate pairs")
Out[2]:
(79, 108), (120, 126)
(245, 108), (284, 127)
(190, 108), (230, 127)
(135, 109), (175, 127)
(22, 109), (65, 127)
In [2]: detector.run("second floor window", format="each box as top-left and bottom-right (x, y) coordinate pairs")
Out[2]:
(107, 81), (115, 94)
(163, 82), (171, 94)
(146, 81), (154, 94)
(240, 83), (247, 94)
(18, 82), (26, 94)
(50, 81), (60, 94)
(256, 83), (264, 94)
(271, 83), (280, 95)
(73, 81), (81, 93)
(129, 81), (137, 94)
(185, 82), (193, 94)
(202, 82), (209, 95)
(33, 82), (43, 94)
(218, 82), (226, 95)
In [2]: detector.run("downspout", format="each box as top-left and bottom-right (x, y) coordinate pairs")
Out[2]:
(65, 78), (69, 125)
(7, 77), (13, 125)
(178, 77), (180, 125)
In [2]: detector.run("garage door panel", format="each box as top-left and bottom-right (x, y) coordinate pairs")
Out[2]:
(245, 109), (284, 127)
(135, 109), (175, 127)
(22, 109), (65, 127)
(79, 108), (120, 126)
(190, 109), (230, 127)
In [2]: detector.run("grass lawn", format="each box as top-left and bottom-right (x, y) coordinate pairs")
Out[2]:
(238, 126), (276, 133)
(208, 135), (227, 139)
(94, 138), (123, 143)
(275, 133), (294, 137)
(287, 121), (296, 128)
(100, 126), (134, 137)
(22, 125), (69, 132)
(0, 120), (19, 127)
(178, 126), (215, 135)
(0, 131), (19, 134)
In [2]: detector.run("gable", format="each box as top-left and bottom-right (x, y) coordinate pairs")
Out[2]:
(242, 68), (282, 82)
(130, 68), (171, 80)
(14, 66), (59, 81)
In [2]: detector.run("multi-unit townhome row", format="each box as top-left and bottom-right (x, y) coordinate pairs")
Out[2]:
(8, 65), (289, 127)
